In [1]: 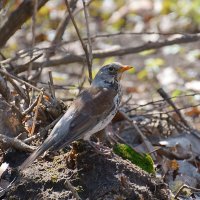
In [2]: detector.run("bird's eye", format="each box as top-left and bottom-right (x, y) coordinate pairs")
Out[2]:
(108, 66), (115, 72)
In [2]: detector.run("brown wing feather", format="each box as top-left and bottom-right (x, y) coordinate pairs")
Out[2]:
(19, 87), (117, 170)
(52, 87), (118, 150)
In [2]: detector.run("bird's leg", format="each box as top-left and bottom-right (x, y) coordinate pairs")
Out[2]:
(85, 127), (114, 155)
(87, 139), (111, 155)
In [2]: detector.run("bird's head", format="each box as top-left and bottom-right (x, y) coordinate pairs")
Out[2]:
(92, 62), (133, 87)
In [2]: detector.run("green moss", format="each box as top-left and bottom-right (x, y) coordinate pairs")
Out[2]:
(113, 143), (155, 174)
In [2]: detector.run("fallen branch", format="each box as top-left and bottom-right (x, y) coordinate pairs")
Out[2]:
(0, 134), (35, 152)
(64, 179), (81, 200)
(175, 184), (200, 199)
(13, 33), (200, 72)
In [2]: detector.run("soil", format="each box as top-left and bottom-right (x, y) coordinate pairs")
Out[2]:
(2, 141), (170, 200)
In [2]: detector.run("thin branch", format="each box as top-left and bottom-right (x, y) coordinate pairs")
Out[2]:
(22, 95), (40, 116)
(91, 33), (200, 58)
(14, 53), (43, 74)
(0, 0), (49, 48)
(126, 92), (200, 112)
(175, 184), (200, 199)
(87, 31), (196, 40)
(48, 71), (56, 99)
(64, 179), (81, 200)
(119, 110), (156, 160)
(27, 0), (78, 81)
(13, 33), (200, 72)
(0, 68), (50, 98)
(157, 88), (190, 127)
(0, 133), (35, 152)
(28, 0), (38, 78)
(30, 90), (43, 135)
(6, 75), (29, 104)
(65, 0), (85, 53)
(23, 116), (61, 144)
(0, 74), (11, 101)
(0, 51), (15, 70)
(50, 0), (78, 56)
(82, 0), (93, 71)
(133, 103), (200, 118)
(32, 0), (38, 49)
(73, 0), (94, 17)
(0, 53), (43, 72)
(65, 0), (92, 83)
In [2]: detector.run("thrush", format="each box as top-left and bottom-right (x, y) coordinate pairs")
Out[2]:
(19, 62), (132, 171)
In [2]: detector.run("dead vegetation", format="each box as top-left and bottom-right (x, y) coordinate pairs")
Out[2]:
(0, 0), (200, 199)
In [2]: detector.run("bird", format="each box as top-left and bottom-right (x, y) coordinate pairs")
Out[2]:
(19, 62), (133, 171)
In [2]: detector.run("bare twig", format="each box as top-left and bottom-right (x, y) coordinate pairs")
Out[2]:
(119, 110), (156, 160)
(0, 74), (11, 101)
(64, 179), (81, 200)
(28, 0), (38, 78)
(32, 0), (38, 49)
(0, 51), (15, 70)
(28, 1), (77, 81)
(0, 68), (50, 98)
(50, 0), (78, 56)
(6, 75), (29, 104)
(22, 93), (41, 116)
(127, 92), (200, 113)
(82, 0), (93, 70)
(13, 33), (200, 72)
(30, 90), (44, 135)
(2, 98), (23, 119)
(86, 31), (196, 40)
(157, 88), (190, 127)
(0, 133), (35, 152)
(175, 184), (200, 199)
(130, 103), (200, 119)
(13, 53), (43, 74)
(73, 0), (94, 17)
(48, 71), (56, 99)
(0, 53), (43, 67)
(24, 116), (61, 144)
(65, 0), (92, 83)
(0, 0), (49, 48)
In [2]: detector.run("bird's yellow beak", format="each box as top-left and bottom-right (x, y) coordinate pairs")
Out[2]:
(118, 65), (133, 73)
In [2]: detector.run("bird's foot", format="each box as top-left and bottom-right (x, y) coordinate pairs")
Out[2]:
(87, 140), (111, 155)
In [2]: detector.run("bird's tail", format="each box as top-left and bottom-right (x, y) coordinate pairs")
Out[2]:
(18, 139), (53, 171)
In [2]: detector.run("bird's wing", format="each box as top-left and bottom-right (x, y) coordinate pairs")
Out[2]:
(51, 87), (118, 150)
(19, 87), (117, 171)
